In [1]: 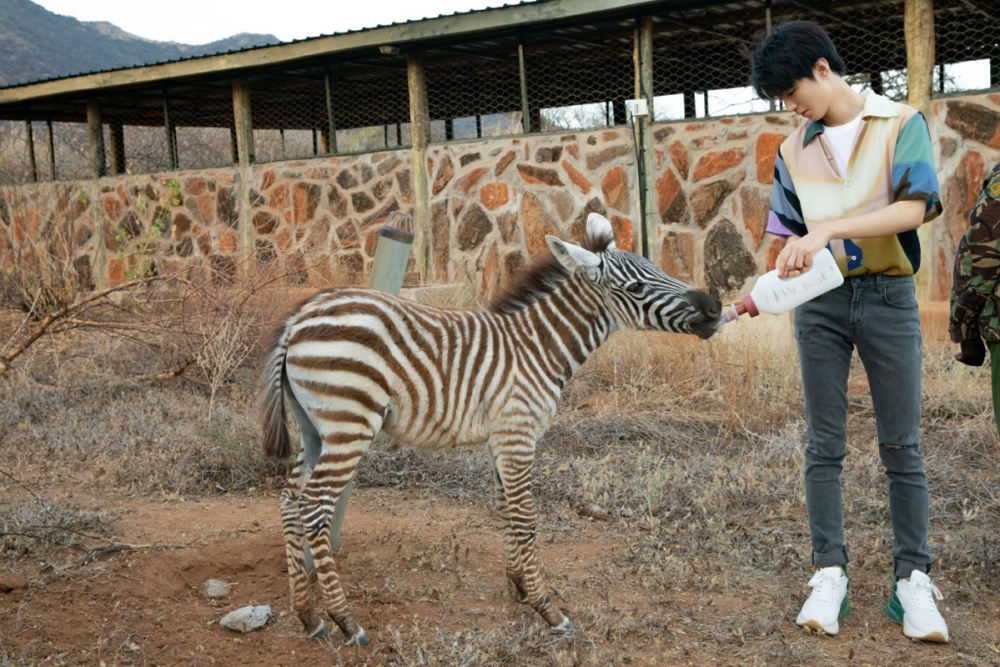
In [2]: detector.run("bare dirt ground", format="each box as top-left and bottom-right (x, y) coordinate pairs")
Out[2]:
(3, 308), (1000, 666)
(3, 480), (1000, 667)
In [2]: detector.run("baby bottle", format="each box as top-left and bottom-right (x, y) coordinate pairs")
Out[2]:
(721, 247), (844, 323)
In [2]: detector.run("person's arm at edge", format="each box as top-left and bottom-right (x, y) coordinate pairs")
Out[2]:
(950, 188), (1000, 365)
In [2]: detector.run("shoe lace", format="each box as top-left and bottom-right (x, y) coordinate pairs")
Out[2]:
(907, 577), (944, 612)
(806, 570), (842, 603)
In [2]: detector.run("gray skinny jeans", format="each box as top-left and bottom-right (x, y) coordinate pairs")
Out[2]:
(794, 273), (932, 579)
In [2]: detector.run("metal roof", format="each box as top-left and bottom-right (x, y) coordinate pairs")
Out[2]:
(0, 2), (540, 90)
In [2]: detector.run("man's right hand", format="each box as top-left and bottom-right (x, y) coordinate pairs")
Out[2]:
(955, 338), (987, 367)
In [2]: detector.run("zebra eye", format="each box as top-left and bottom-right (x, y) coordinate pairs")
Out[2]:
(626, 282), (646, 294)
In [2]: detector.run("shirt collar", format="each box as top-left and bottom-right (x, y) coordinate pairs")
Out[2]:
(801, 93), (898, 147)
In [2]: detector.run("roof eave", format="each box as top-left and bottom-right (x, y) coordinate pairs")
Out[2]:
(0, 0), (664, 105)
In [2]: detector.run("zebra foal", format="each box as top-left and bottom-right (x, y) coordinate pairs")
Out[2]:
(261, 213), (722, 645)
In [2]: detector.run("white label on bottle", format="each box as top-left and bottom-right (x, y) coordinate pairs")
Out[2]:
(764, 267), (839, 307)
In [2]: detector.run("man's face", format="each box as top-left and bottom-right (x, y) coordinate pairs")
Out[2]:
(779, 67), (832, 122)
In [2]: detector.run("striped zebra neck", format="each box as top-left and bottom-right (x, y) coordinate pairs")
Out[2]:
(510, 270), (614, 386)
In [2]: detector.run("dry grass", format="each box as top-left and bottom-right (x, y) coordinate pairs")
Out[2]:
(1, 287), (999, 665)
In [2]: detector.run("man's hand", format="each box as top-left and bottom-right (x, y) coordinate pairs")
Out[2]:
(776, 230), (832, 278)
(955, 338), (986, 367)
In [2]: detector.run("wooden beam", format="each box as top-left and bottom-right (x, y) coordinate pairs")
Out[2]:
(86, 100), (106, 179)
(905, 0), (934, 303)
(232, 78), (255, 275)
(25, 115), (37, 183)
(109, 121), (126, 175)
(46, 118), (55, 181)
(232, 79), (255, 167)
(325, 69), (338, 154)
(518, 42), (530, 133)
(638, 16), (656, 261)
(905, 0), (935, 116)
(163, 92), (178, 170)
(407, 54), (432, 284)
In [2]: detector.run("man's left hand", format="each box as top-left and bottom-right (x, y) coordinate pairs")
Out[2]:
(776, 230), (832, 278)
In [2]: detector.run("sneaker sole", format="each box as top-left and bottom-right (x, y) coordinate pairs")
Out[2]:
(886, 592), (949, 643)
(797, 594), (850, 636)
(904, 629), (948, 643)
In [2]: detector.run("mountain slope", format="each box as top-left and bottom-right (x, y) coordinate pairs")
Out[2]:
(0, 0), (279, 87)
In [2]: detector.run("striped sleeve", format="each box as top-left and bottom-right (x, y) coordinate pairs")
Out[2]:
(767, 148), (807, 238)
(892, 111), (942, 222)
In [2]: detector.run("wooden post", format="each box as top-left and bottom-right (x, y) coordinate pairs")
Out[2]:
(325, 68), (338, 154)
(683, 91), (696, 118)
(766, 0), (775, 111)
(25, 116), (37, 183)
(46, 118), (56, 181)
(407, 54), (432, 283)
(229, 121), (239, 163)
(905, 0), (935, 301)
(232, 78), (255, 274)
(905, 0), (935, 115)
(163, 91), (178, 170)
(86, 101), (106, 289)
(637, 16), (657, 262)
(518, 43), (530, 133)
(86, 100), (106, 179)
(109, 121), (126, 175)
(232, 79), (254, 166)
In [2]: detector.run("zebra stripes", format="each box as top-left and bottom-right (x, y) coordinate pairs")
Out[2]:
(261, 213), (722, 645)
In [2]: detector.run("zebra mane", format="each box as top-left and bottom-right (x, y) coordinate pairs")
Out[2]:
(487, 229), (616, 314)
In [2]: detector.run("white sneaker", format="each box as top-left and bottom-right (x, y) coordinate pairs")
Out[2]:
(886, 570), (949, 643)
(796, 566), (850, 635)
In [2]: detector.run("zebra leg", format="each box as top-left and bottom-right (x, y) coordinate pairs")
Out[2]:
(282, 390), (328, 638)
(299, 414), (380, 647)
(488, 446), (529, 603)
(489, 442), (573, 631)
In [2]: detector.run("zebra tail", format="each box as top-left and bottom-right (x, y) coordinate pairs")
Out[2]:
(260, 336), (292, 460)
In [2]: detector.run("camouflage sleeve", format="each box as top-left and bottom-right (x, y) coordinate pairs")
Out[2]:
(950, 168), (1000, 343)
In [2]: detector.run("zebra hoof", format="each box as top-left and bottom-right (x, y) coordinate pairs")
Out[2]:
(307, 620), (329, 639)
(336, 617), (369, 646)
(346, 629), (369, 646)
(552, 618), (575, 632)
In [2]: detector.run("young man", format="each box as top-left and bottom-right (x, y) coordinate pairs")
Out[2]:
(749, 21), (949, 642)
(950, 159), (1000, 426)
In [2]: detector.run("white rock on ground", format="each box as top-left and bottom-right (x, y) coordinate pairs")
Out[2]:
(201, 579), (231, 599)
(220, 605), (271, 633)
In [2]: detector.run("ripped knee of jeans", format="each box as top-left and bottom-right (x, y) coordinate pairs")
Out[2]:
(879, 443), (904, 450)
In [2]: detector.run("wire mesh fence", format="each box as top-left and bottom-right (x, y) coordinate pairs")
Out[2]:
(1, 0), (998, 186)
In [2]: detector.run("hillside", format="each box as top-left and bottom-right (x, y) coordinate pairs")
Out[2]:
(0, 0), (279, 87)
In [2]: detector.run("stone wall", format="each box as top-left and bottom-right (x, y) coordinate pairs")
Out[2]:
(2, 91), (999, 303)
(425, 130), (639, 298)
(930, 92), (1000, 300)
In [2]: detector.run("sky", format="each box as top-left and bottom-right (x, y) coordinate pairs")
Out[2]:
(31, 0), (526, 45)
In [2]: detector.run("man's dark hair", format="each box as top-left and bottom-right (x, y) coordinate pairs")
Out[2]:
(748, 21), (846, 101)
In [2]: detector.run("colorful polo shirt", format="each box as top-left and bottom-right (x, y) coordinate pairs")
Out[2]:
(766, 92), (942, 276)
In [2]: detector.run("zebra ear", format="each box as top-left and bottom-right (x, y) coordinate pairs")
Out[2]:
(546, 235), (600, 271)
(586, 213), (617, 250)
